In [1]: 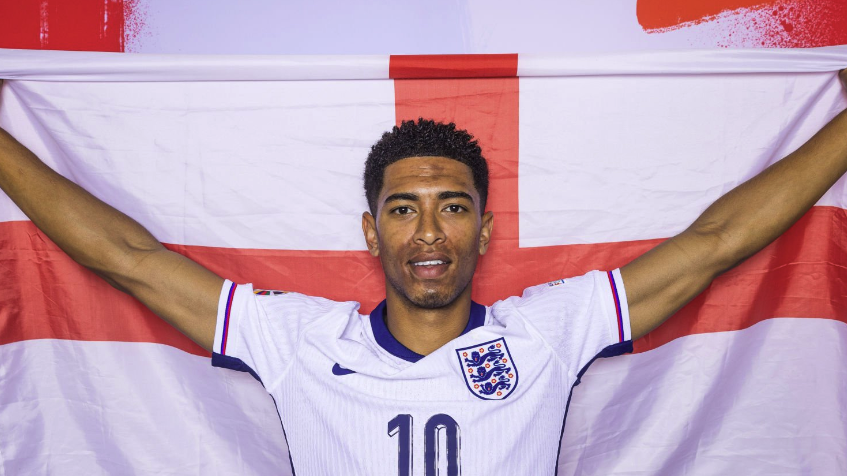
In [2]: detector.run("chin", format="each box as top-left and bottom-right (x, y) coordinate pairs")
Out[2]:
(404, 281), (470, 309)
(408, 291), (455, 309)
(386, 271), (471, 310)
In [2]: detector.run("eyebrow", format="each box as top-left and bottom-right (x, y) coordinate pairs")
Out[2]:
(438, 191), (474, 203)
(383, 191), (475, 205)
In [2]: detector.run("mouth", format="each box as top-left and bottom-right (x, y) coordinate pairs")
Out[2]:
(409, 254), (452, 279)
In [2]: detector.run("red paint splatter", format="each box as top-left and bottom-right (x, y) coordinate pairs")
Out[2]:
(637, 0), (847, 47)
(638, 0), (768, 30)
(0, 0), (125, 52)
(123, 0), (150, 53)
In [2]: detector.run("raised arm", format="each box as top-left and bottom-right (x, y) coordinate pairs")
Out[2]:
(622, 70), (847, 340)
(0, 95), (223, 351)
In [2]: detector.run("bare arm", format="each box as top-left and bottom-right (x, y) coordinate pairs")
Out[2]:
(0, 108), (223, 351)
(622, 70), (847, 340)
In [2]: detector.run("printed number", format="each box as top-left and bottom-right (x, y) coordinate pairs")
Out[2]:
(424, 414), (460, 476)
(388, 414), (413, 476)
(388, 413), (460, 476)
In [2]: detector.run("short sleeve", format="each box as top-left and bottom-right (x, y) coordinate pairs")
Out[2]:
(210, 280), (353, 388)
(510, 269), (633, 377)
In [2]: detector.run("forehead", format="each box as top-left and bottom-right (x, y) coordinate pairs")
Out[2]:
(381, 156), (474, 194)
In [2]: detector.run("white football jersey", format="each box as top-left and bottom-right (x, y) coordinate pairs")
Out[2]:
(212, 269), (632, 475)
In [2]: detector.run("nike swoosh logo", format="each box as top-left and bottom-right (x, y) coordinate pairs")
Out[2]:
(332, 363), (356, 376)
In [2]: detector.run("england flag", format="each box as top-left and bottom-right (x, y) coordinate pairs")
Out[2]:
(0, 46), (846, 474)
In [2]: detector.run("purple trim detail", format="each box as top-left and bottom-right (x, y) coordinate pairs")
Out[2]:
(221, 282), (236, 354)
(554, 339), (633, 473)
(211, 354), (297, 474)
(607, 271), (624, 342)
(369, 300), (486, 363)
(212, 352), (262, 383)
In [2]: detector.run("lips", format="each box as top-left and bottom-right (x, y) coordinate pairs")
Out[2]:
(409, 252), (452, 279)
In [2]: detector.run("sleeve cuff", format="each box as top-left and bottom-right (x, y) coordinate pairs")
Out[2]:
(213, 279), (238, 355)
(605, 269), (632, 343)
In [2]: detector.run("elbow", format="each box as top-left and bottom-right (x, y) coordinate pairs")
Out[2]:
(686, 219), (750, 276)
(91, 268), (131, 294)
(85, 238), (165, 294)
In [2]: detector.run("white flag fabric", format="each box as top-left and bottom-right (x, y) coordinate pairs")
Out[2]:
(0, 47), (846, 475)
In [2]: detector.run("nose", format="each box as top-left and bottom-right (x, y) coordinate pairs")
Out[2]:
(413, 208), (446, 246)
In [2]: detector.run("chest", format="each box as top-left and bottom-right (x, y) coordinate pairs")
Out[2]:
(272, 330), (574, 475)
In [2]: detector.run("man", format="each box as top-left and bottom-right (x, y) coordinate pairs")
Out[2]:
(0, 70), (846, 474)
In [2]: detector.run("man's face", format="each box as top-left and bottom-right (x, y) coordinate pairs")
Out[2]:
(362, 156), (494, 309)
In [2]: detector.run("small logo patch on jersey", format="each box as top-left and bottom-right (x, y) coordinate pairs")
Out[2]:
(253, 289), (289, 296)
(547, 279), (566, 287)
(331, 363), (356, 376)
(456, 337), (518, 400)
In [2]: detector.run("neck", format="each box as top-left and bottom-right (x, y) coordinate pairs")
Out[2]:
(384, 286), (473, 356)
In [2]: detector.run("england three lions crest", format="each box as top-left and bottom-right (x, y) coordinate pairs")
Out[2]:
(456, 338), (519, 400)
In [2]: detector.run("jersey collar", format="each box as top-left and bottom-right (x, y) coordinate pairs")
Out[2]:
(369, 300), (487, 363)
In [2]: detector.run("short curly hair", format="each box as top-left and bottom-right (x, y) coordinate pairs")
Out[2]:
(364, 118), (489, 215)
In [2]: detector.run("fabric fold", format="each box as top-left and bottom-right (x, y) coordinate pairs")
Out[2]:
(0, 46), (845, 81)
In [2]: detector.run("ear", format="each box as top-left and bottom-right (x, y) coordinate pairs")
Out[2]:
(478, 211), (494, 255)
(362, 211), (380, 257)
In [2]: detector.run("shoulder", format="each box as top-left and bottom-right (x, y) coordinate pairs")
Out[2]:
(520, 271), (599, 299)
(492, 271), (602, 316)
(486, 270), (630, 368)
(228, 282), (361, 329)
(256, 288), (359, 318)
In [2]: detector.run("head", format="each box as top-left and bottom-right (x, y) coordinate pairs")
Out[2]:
(362, 119), (494, 310)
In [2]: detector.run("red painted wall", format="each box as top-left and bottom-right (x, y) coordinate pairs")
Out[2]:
(0, 0), (125, 52)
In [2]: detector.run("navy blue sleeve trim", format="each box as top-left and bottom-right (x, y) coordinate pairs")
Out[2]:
(553, 340), (634, 475)
(212, 352), (264, 385)
(576, 340), (633, 381)
(212, 353), (298, 474)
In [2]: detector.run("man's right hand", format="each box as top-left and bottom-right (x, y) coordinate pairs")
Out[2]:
(0, 126), (223, 351)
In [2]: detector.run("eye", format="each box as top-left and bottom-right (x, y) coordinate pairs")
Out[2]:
(445, 204), (467, 213)
(391, 206), (413, 215)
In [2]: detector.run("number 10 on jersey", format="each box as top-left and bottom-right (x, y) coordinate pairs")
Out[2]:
(388, 413), (460, 476)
